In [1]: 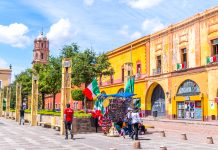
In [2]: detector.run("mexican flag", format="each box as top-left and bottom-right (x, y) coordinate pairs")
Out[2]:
(83, 79), (100, 100)
(177, 63), (185, 70)
(207, 56), (217, 64)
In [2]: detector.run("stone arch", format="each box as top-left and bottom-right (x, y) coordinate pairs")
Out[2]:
(176, 79), (200, 96)
(117, 88), (124, 93)
(145, 82), (166, 116)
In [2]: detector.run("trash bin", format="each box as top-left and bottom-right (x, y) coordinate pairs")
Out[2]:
(153, 111), (158, 118)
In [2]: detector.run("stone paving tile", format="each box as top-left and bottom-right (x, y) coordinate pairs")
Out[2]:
(1, 117), (218, 150)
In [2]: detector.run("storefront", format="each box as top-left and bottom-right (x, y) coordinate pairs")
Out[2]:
(175, 80), (202, 120)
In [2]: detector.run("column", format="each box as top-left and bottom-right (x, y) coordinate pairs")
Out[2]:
(31, 75), (39, 126)
(0, 90), (3, 117)
(60, 58), (72, 135)
(15, 83), (22, 122)
(6, 87), (11, 118)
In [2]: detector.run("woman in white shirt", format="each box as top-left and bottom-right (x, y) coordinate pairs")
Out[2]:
(130, 108), (141, 140)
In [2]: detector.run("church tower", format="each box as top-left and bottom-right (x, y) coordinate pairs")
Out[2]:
(32, 31), (49, 64)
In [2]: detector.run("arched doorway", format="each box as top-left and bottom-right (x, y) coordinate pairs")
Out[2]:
(151, 84), (165, 116)
(117, 88), (124, 93)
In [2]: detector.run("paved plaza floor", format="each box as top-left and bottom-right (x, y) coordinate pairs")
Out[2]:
(0, 117), (218, 150)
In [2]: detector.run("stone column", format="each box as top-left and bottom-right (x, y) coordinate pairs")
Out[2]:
(15, 83), (22, 122)
(0, 90), (3, 117)
(60, 58), (72, 135)
(6, 87), (11, 118)
(31, 75), (39, 126)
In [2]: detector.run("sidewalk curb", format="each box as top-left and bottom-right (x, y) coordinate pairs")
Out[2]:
(143, 119), (218, 126)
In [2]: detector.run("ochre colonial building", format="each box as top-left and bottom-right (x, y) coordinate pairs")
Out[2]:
(0, 68), (12, 89)
(100, 6), (218, 121)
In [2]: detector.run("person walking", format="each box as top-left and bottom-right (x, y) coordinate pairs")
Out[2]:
(126, 108), (133, 136)
(64, 103), (74, 140)
(131, 108), (141, 140)
(20, 107), (25, 125)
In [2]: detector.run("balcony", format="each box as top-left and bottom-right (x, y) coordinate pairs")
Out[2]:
(206, 55), (218, 64)
(153, 67), (161, 76)
(177, 62), (187, 70)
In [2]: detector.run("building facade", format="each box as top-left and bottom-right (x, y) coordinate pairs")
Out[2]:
(0, 68), (12, 89)
(100, 6), (218, 121)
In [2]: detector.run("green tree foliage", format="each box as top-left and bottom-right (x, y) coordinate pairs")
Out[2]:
(60, 43), (79, 58)
(71, 89), (84, 101)
(42, 56), (62, 111)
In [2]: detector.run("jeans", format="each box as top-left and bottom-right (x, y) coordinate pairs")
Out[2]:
(65, 121), (73, 139)
(128, 123), (132, 135)
(131, 123), (139, 140)
(20, 116), (24, 125)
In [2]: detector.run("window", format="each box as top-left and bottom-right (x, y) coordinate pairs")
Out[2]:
(121, 68), (124, 82)
(212, 39), (218, 55)
(137, 64), (141, 74)
(41, 43), (43, 48)
(156, 55), (161, 69)
(0, 80), (2, 89)
(41, 53), (44, 60)
(110, 74), (113, 84)
(181, 48), (187, 64)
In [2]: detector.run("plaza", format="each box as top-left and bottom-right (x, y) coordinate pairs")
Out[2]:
(1, 117), (218, 150)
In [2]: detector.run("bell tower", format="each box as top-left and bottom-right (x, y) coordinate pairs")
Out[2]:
(32, 31), (49, 64)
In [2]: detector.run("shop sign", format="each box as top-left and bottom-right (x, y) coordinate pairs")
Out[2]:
(177, 80), (200, 96)
(185, 96), (190, 101)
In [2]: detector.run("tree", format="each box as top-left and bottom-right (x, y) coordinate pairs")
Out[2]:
(42, 56), (62, 111)
(71, 89), (84, 101)
(60, 43), (79, 58)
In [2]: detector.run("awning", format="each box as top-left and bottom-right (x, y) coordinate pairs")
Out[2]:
(215, 97), (218, 103)
(101, 92), (136, 98)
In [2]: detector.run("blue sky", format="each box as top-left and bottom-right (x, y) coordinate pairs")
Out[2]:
(0, 0), (218, 80)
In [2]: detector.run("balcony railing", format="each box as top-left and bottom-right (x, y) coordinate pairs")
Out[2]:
(153, 67), (161, 75)
(206, 55), (218, 64)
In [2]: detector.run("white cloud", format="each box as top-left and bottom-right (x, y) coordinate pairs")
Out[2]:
(131, 31), (142, 39)
(141, 18), (165, 34)
(0, 58), (8, 68)
(119, 25), (142, 40)
(123, 0), (162, 9)
(84, 0), (94, 6)
(47, 18), (76, 51)
(0, 23), (31, 48)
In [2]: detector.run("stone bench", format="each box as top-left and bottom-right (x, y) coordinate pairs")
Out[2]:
(38, 122), (51, 128)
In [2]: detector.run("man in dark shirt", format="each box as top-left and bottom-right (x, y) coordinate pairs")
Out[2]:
(20, 107), (25, 125)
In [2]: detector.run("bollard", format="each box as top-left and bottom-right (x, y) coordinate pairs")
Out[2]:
(206, 137), (214, 144)
(160, 146), (167, 150)
(133, 141), (141, 149)
(160, 131), (166, 137)
(108, 148), (117, 150)
(181, 133), (187, 140)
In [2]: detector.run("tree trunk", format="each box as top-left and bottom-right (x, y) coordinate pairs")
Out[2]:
(52, 93), (56, 111)
(41, 93), (45, 109)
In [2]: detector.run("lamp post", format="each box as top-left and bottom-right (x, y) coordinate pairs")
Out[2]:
(15, 83), (22, 122)
(60, 58), (72, 135)
(0, 90), (3, 117)
(31, 74), (39, 126)
(5, 86), (11, 118)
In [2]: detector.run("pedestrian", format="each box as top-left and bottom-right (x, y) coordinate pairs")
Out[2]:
(131, 108), (141, 140)
(20, 107), (25, 125)
(126, 107), (133, 136)
(64, 103), (74, 140)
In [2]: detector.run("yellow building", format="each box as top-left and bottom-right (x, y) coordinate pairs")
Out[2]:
(100, 6), (218, 121)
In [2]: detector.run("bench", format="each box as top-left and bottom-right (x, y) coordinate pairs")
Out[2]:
(143, 124), (154, 129)
(38, 122), (51, 128)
